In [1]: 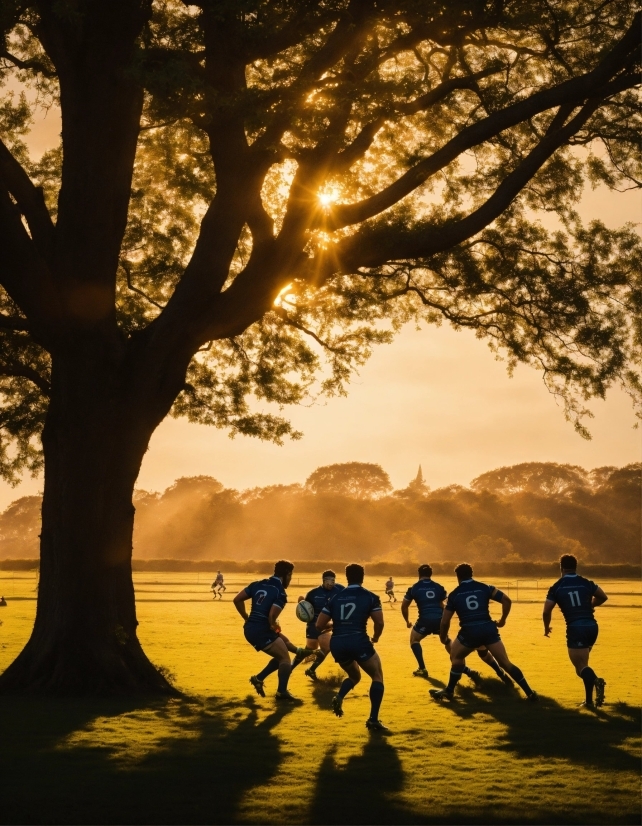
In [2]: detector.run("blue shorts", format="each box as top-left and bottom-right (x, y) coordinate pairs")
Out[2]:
(306, 622), (320, 641)
(330, 634), (376, 666)
(244, 623), (279, 652)
(566, 621), (598, 649)
(413, 617), (442, 636)
(457, 621), (501, 650)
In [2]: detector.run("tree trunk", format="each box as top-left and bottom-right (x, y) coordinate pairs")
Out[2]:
(0, 343), (176, 694)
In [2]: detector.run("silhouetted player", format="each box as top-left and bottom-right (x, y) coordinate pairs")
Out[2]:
(211, 571), (226, 599)
(317, 564), (389, 732)
(233, 560), (305, 702)
(543, 554), (607, 708)
(385, 576), (396, 603)
(291, 570), (344, 680)
(430, 563), (537, 702)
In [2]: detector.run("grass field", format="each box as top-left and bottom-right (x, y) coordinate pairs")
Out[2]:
(0, 571), (640, 825)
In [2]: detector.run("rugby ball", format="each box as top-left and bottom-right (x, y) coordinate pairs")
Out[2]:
(295, 600), (315, 623)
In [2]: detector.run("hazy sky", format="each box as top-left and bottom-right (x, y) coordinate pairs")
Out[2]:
(0, 90), (639, 510)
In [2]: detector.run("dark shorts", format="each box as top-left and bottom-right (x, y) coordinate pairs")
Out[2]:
(306, 622), (320, 641)
(330, 634), (376, 666)
(244, 623), (279, 652)
(457, 621), (501, 650)
(413, 617), (442, 636)
(567, 621), (598, 649)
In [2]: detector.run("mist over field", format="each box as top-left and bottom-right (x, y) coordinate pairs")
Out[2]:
(1, 461), (638, 566)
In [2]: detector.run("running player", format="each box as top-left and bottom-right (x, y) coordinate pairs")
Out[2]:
(543, 554), (607, 708)
(211, 571), (226, 599)
(384, 576), (397, 603)
(430, 563), (537, 702)
(232, 560), (305, 702)
(317, 563), (389, 732)
(291, 570), (344, 681)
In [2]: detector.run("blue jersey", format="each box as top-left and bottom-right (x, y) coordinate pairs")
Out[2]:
(305, 583), (345, 621)
(403, 579), (447, 619)
(547, 574), (598, 625)
(446, 579), (503, 627)
(244, 577), (287, 627)
(322, 584), (382, 636)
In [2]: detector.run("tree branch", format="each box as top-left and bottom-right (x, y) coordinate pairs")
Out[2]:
(0, 139), (55, 262)
(0, 49), (57, 78)
(0, 362), (51, 396)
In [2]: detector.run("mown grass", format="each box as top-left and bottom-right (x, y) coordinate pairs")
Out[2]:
(0, 573), (640, 824)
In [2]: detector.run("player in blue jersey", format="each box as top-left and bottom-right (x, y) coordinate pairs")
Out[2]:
(430, 563), (537, 702)
(233, 559), (305, 702)
(291, 570), (345, 681)
(543, 554), (608, 708)
(316, 563), (389, 732)
(401, 563), (508, 684)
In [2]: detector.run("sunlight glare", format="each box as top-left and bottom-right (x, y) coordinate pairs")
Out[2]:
(274, 283), (293, 307)
(318, 188), (339, 207)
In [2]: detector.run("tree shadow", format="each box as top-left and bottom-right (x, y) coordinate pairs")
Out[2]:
(0, 693), (293, 825)
(430, 678), (640, 773)
(308, 738), (417, 825)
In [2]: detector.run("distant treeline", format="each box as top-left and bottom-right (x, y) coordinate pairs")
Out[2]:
(0, 461), (639, 566)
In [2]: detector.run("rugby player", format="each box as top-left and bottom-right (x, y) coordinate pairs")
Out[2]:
(233, 560), (305, 702)
(430, 563), (537, 702)
(317, 563), (389, 732)
(291, 570), (345, 681)
(211, 571), (226, 599)
(384, 576), (397, 603)
(543, 554), (607, 708)
(402, 564), (508, 684)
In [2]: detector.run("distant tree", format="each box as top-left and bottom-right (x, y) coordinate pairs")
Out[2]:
(471, 462), (589, 496)
(159, 475), (224, 502)
(0, 1), (640, 692)
(0, 495), (41, 557)
(306, 461), (392, 499)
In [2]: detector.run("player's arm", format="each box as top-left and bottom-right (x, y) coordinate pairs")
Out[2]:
(493, 588), (511, 627)
(268, 604), (283, 632)
(370, 609), (384, 643)
(316, 609), (331, 632)
(592, 586), (608, 607)
(401, 599), (412, 628)
(439, 607), (454, 644)
(232, 589), (250, 621)
(542, 598), (555, 636)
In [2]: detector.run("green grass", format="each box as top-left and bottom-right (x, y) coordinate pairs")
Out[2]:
(0, 573), (640, 824)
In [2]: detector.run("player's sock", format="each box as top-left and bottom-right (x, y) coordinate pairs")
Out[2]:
(580, 666), (597, 704)
(369, 681), (384, 720)
(507, 665), (534, 696)
(462, 666), (472, 676)
(410, 643), (425, 670)
(309, 651), (326, 674)
(256, 659), (280, 682)
(338, 678), (355, 700)
(277, 663), (291, 693)
(446, 666), (465, 694)
(478, 651), (503, 677)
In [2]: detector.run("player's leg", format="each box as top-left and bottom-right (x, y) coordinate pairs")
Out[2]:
(409, 627), (428, 676)
(430, 636), (473, 701)
(332, 659), (361, 717)
(264, 636), (299, 701)
(292, 633), (318, 670)
(566, 623), (604, 707)
(359, 652), (387, 729)
(486, 640), (537, 700)
(305, 631), (330, 680)
(477, 646), (512, 684)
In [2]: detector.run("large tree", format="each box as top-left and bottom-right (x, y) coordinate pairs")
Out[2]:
(0, 0), (639, 692)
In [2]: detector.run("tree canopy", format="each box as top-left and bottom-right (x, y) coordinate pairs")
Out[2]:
(305, 460), (392, 497)
(0, 0), (640, 481)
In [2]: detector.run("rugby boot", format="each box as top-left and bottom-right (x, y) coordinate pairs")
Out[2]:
(249, 675), (265, 698)
(366, 719), (391, 733)
(429, 688), (454, 702)
(412, 668), (429, 678)
(275, 690), (302, 704)
(331, 694), (344, 717)
(304, 667), (319, 682)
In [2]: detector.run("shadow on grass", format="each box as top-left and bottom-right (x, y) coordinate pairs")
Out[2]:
(0, 693), (294, 825)
(431, 676), (640, 773)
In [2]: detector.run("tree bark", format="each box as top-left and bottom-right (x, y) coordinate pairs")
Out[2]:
(0, 341), (176, 694)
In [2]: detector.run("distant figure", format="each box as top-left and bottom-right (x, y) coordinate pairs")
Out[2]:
(542, 554), (607, 709)
(0, 595), (6, 607)
(385, 577), (396, 603)
(211, 571), (226, 599)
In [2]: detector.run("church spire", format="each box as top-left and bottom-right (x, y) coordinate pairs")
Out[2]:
(414, 465), (423, 484)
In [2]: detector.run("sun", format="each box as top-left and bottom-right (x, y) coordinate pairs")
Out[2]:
(318, 188), (339, 207)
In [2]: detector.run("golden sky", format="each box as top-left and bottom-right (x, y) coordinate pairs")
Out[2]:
(0, 97), (639, 509)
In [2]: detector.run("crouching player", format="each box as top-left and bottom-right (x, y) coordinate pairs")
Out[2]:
(233, 559), (305, 702)
(430, 563), (537, 702)
(317, 563), (389, 732)
(291, 570), (344, 680)
(543, 554), (607, 708)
